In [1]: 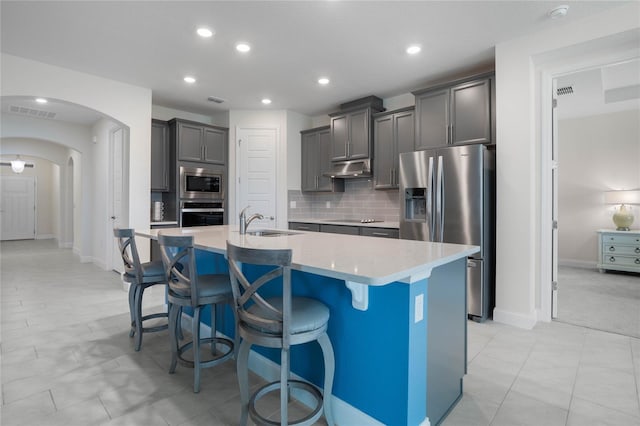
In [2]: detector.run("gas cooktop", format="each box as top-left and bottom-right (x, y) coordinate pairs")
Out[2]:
(324, 219), (384, 224)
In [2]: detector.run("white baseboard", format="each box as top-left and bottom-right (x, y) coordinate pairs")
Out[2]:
(79, 255), (92, 263)
(59, 241), (73, 249)
(36, 234), (55, 240)
(179, 313), (382, 425)
(493, 307), (537, 330)
(558, 259), (596, 269)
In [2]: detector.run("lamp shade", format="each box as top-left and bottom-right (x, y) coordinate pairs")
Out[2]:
(604, 190), (640, 205)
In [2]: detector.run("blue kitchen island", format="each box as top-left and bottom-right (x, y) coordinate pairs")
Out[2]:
(138, 225), (478, 426)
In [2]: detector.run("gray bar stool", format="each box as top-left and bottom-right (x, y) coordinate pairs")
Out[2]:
(113, 228), (168, 352)
(226, 241), (335, 426)
(158, 233), (237, 393)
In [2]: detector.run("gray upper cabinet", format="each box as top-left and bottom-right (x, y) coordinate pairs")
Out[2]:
(172, 119), (227, 165)
(414, 74), (493, 150)
(151, 119), (169, 192)
(373, 107), (415, 189)
(450, 79), (491, 145)
(203, 127), (226, 164)
(329, 107), (372, 161)
(301, 126), (344, 192)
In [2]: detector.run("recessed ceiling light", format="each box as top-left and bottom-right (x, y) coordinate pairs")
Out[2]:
(261, 98), (272, 105)
(318, 77), (330, 85)
(197, 27), (214, 38)
(236, 43), (251, 53)
(183, 76), (196, 84)
(549, 5), (569, 19)
(35, 98), (48, 104)
(406, 45), (421, 55)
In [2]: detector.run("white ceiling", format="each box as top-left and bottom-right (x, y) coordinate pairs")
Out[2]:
(556, 59), (640, 119)
(0, 1), (633, 123)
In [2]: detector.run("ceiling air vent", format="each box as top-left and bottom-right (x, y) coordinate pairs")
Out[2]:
(557, 86), (574, 96)
(8, 105), (57, 120)
(207, 96), (226, 104)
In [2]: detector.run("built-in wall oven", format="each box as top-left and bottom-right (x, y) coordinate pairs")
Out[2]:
(180, 166), (224, 200)
(180, 201), (224, 227)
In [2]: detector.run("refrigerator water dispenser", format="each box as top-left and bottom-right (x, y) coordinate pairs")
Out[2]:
(404, 188), (427, 221)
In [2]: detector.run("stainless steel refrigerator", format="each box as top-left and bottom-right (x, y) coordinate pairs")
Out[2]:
(399, 144), (495, 321)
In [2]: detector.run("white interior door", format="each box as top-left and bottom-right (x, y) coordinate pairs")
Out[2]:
(109, 127), (125, 273)
(1, 176), (36, 241)
(551, 79), (559, 319)
(237, 127), (277, 229)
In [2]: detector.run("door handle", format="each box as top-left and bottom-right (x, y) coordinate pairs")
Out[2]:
(111, 216), (116, 220)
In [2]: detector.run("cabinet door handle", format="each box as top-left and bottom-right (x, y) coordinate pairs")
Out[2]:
(298, 226), (311, 230)
(635, 258), (640, 265)
(635, 247), (640, 254)
(203, 146), (207, 160)
(609, 246), (615, 252)
(372, 232), (389, 237)
(610, 256), (616, 262)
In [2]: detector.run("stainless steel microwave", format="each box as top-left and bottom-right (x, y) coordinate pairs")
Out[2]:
(179, 166), (224, 200)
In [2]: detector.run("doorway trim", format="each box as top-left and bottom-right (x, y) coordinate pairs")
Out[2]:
(537, 35), (640, 322)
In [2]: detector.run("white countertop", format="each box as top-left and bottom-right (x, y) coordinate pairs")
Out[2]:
(289, 218), (400, 229)
(138, 225), (478, 286)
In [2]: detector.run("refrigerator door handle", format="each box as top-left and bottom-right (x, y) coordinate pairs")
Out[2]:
(427, 156), (434, 240)
(436, 155), (444, 242)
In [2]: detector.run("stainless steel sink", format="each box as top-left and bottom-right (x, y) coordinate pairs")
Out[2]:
(246, 230), (300, 237)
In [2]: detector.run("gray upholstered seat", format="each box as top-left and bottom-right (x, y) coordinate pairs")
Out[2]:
(226, 241), (335, 426)
(113, 228), (168, 352)
(158, 233), (238, 393)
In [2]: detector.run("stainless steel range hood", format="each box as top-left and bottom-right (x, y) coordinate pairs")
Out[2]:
(323, 159), (371, 178)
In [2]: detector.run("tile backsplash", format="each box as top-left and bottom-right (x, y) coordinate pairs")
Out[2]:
(288, 179), (400, 222)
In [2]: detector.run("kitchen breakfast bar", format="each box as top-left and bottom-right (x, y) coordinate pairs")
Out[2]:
(137, 225), (478, 426)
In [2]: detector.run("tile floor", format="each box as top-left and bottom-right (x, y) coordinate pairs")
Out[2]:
(1, 239), (640, 426)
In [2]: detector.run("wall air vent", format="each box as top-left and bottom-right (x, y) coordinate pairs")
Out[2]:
(207, 96), (226, 104)
(557, 86), (574, 96)
(8, 105), (57, 120)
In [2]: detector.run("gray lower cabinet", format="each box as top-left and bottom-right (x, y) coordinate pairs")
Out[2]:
(289, 222), (321, 232)
(151, 119), (170, 191)
(360, 227), (399, 239)
(289, 222), (398, 238)
(373, 107), (415, 189)
(414, 74), (493, 150)
(319, 224), (360, 235)
(301, 127), (344, 192)
(171, 118), (227, 165)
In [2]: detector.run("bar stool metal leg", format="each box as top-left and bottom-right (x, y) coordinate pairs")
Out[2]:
(318, 333), (335, 426)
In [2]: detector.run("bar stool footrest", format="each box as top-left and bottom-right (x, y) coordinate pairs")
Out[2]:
(177, 337), (234, 369)
(140, 312), (169, 333)
(249, 379), (323, 426)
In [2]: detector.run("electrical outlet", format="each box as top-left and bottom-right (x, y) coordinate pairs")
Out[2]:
(290, 201), (296, 209)
(415, 294), (424, 323)
(326, 201), (331, 209)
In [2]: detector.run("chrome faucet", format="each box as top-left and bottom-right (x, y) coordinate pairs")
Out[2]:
(239, 205), (264, 234)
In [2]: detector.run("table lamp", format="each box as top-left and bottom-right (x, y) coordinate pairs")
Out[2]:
(604, 190), (640, 231)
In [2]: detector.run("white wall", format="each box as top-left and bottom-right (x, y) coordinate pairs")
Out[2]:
(494, 3), (640, 328)
(1, 53), (153, 263)
(558, 109), (640, 266)
(152, 105), (214, 125)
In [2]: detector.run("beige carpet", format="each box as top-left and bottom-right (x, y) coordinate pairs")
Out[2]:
(556, 266), (640, 338)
